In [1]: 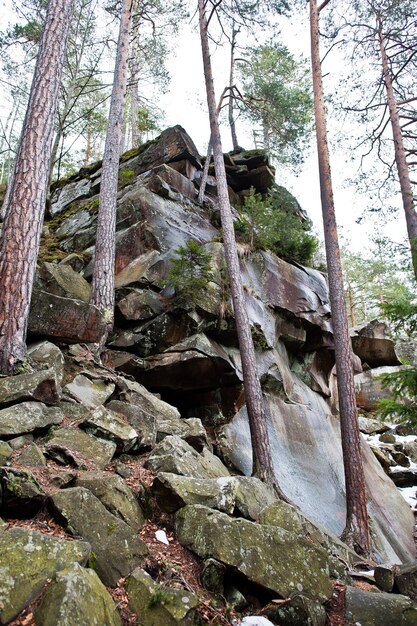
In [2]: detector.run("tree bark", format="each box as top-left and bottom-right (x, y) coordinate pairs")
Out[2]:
(0, 0), (75, 374)
(130, 4), (141, 149)
(310, 0), (370, 555)
(228, 25), (239, 151)
(90, 0), (133, 340)
(198, 0), (287, 500)
(377, 18), (417, 283)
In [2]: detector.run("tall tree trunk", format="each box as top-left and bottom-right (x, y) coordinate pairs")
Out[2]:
(310, 0), (370, 555)
(228, 25), (239, 151)
(198, 0), (287, 500)
(130, 5), (140, 149)
(198, 87), (228, 204)
(0, 0), (75, 374)
(377, 19), (417, 283)
(90, 0), (133, 340)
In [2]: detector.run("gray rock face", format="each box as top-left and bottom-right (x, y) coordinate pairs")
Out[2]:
(50, 177), (91, 215)
(64, 374), (115, 408)
(345, 586), (417, 626)
(146, 435), (230, 479)
(155, 415), (208, 450)
(0, 527), (90, 624)
(51, 487), (148, 586)
(81, 405), (138, 452)
(219, 379), (415, 564)
(44, 427), (116, 469)
(75, 471), (144, 530)
(35, 562), (122, 626)
(176, 505), (332, 605)
(126, 567), (199, 626)
(117, 288), (164, 321)
(0, 401), (63, 437)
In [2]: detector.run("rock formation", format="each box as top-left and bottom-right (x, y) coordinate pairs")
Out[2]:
(0, 126), (416, 625)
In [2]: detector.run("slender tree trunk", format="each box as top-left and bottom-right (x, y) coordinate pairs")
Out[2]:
(228, 25), (239, 151)
(130, 6), (140, 149)
(0, 0), (75, 374)
(84, 122), (92, 164)
(198, 0), (287, 500)
(310, 0), (370, 555)
(198, 139), (213, 205)
(90, 0), (133, 340)
(198, 87), (228, 205)
(377, 19), (417, 283)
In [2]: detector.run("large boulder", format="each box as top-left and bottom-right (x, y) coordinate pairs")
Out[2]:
(75, 471), (144, 530)
(176, 505), (333, 605)
(350, 320), (400, 368)
(146, 435), (230, 479)
(50, 487), (148, 586)
(0, 341), (64, 406)
(152, 473), (237, 514)
(0, 467), (46, 517)
(345, 586), (417, 625)
(64, 374), (115, 408)
(0, 527), (90, 624)
(28, 290), (107, 343)
(44, 427), (116, 469)
(0, 401), (63, 437)
(35, 562), (121, 626)
(36, 262), (91, 301)
(81, 405), (138, 452)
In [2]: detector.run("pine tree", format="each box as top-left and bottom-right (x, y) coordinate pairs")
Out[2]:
(309, 0), (371, 555)
(0, 0), (75, 373)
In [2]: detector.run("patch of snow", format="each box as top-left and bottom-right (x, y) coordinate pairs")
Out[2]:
(398, 486), (417, 510)
(155, 529), (169, 545)
(235, 618), (275, 626)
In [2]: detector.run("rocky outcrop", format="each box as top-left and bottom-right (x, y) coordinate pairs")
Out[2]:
(0, 125), (414, 624)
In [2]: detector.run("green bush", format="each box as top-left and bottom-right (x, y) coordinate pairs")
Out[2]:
(162, 239), (213, 306)
(377, 299), (417, 426)
(235, 186), (318, 265)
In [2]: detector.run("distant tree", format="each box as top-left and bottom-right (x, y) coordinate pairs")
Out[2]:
(329, 0), (417, 282)
(198, 0), (288, 500)
(237, 42), (313, 167)
(310, 0), (371, 554)
(162, 240), (214, 306)
(0, 0), (75, 373)
(90, 0), (133, 342)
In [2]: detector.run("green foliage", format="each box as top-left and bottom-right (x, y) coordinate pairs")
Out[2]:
(163, 240), (214, 306)
(237, 42), (313, 168)
(147, 584), (172, 608)
(377, 298), (417, 425)
(236, 187), (318, 265)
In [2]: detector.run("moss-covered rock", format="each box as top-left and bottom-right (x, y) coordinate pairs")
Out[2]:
(175, 505), (332, 605)
(0, 467), (46, 517)
(75, 471), (144, 530)
(50, 487), (148, 586)
(345, 586), (417, 625)
(146, 436), (230, 479)
(44, 427), (116, 469)
(18, 443), (47, 467)
(126, 568), (199, 626)
(152, 473), (236, 514)
(106, 399), (156, 450)
(81, 405), (138, 452)
(0, 527), (90, 624)
(0, 441), (12, 466)
(0, 401), (63, 437)
(35, 562), (121, 626)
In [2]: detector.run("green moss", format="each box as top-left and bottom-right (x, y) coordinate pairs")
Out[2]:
(118, 169), (136, 190)
(147, 584), (172, 608)
(119, 136), (156, 163)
